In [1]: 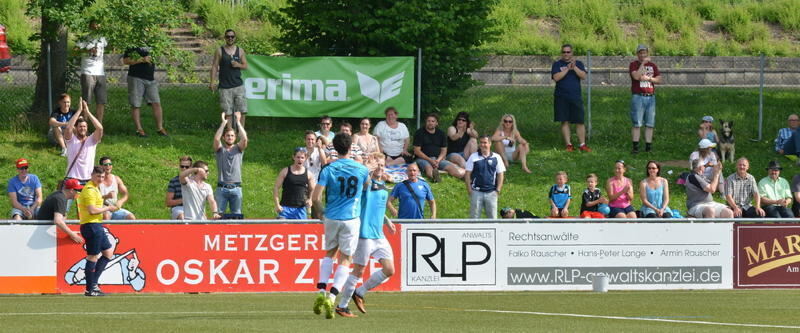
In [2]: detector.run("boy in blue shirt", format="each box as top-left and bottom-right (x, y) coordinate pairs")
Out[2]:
(388, 163), (436, 219)
(336, 152), (396, 317)
(549, 171), (572, 217)
(311, 133), (369, 319)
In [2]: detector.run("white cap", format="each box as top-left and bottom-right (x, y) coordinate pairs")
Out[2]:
(698, 139), (716, 149)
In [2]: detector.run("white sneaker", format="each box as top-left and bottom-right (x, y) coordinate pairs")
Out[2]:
(60, 148), (67, 157)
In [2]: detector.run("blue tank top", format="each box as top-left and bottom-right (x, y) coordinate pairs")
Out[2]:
(318, 158), (369, 220)
(360, 179), (389, 239)
(646, 181), (664, 208)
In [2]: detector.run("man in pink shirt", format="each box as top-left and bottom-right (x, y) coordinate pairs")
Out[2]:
(64, 98), (103, 183)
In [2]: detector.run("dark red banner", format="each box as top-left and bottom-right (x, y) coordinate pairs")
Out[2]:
(56, 223), (402, 293)
(734, 224), (800, 288)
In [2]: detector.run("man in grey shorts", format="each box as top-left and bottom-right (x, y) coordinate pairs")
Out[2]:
(123, 46), (167, 137)
(209, 29), (248, 129)
(76, 20), (108, 123)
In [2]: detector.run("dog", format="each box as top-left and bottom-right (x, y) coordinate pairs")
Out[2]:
(718, 120), (735, 163)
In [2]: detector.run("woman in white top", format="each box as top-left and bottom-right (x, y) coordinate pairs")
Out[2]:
(491, 114), (531, 173)
(302, 130), (326, 180)
(373, 107), (411, 165)
(98, 156), (136, 220)
(354, 117), (380, 160)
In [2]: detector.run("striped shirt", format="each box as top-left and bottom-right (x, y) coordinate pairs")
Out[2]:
(775, 127), (795, 152)
(725, 172), (757, 210)
(166, 176), (183, 206)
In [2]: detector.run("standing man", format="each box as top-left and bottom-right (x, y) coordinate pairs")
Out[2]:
(629, 44), (661, 154)
(336, 153), (396, 317)
(76, 20), (108, 123)
(551, 44), (590, 152)
(388, 163), (436, 219)
(37, 178), (84, 244)
(179, 161), (220, 221)
(48, 94), (78, 156)
(213, 115), (247, 217)
(123, 46), (167, 137)
(464, 135), (505, 219)
(311, 133), (369, 320)
(78, 166), (119, 296)
(7, 158), (42, 220)
(413, 113), (465, 182)
(725, 157), (765, 218)
(209, 29), (248, 129)
(64, 99), (102, 184)
(758, 161), (794, 218)
(166, 156), (192, 220)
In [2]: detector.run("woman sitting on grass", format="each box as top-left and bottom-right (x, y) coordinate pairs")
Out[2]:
(607, 160), (636, 219)
(491, 114), (531, 173)
(639, 160), (672, 218)
(446, 111), (478, 168)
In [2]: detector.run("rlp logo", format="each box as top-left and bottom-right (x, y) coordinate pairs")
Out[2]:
(411, 232), (492, 281)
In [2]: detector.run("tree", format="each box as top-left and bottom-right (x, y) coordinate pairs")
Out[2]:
(27, 0), (194, 114)
(271, 0), (497, 111)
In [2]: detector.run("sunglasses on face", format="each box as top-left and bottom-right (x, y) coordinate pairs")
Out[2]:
(457, 118), (467, 122)
(180, 165), (191, 169)
(225, 35), (236, 39)
(17, 166), (28, 170)
(562, 51), (572, 54)
(503, 120), (513, 123)
(101, 163), (113, 166)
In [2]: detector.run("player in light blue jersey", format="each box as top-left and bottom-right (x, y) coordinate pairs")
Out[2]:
(336, 152), (396, 317)
(311, 132), (369, 319)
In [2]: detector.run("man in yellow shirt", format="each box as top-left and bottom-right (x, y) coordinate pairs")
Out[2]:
(78, 166), (118, 296)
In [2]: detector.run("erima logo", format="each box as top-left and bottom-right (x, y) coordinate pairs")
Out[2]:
(245, 74), (346, 101)
(357, 71), (404, 104)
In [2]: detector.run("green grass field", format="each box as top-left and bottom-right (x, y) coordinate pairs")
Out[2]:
(2, 290), (799, 331)
(1, 85), (800, 219)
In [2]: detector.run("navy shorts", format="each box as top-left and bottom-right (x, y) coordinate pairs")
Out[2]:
(554, 95), (584, 124)
(609, 205), (635, 217)
(80, 223), (112, 255)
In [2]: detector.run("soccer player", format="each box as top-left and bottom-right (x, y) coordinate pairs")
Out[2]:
(78, 166), (119, 296)
(311, 133), (369, 319)
(336, 152), (395, 317)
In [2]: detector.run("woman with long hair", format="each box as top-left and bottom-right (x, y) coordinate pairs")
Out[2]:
(491, 114), (531, 173)
(639, 160), (672, 218)
(446, 111), (478, 168)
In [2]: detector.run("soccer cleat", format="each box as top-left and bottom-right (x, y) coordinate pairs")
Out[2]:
(313, 292), (326, 315)
(335, 307), (357, 318)
(84, 289), (106, 297)
(579, 144), (592, 152)
(324, 298), (335, 319)
(352, 293), (366, 313)
(565, 144), (574, 152)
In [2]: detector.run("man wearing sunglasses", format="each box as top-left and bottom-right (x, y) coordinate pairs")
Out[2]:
(551, 44), (590, 152)
(8, 158), (42, 220)
(210, 29), (249, 129)
(166, 156), (193, 220)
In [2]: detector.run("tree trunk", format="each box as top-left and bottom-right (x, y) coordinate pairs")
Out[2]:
(32, 14), (68, 114)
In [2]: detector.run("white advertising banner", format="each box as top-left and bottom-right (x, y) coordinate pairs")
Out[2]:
(402, 223), (733, 291)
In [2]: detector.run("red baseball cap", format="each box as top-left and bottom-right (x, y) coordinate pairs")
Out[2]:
(64, 178), (84, 190)
(15, 158), (28, 168)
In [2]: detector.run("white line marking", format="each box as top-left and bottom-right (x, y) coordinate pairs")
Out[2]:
(467, 309), (800, 329)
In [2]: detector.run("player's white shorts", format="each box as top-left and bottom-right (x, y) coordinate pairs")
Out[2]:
(353, 238), (394, 266)
(323, 216), (360, 256)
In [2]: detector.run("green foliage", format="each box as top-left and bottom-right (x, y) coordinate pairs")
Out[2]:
(717, 5), (769, 43)
(190, 0), (283, 55)
(272, 0), (498, 110)
(760, 0), (800, 32)
(0, 0), (37, 56)
(693, 0), (720, 20)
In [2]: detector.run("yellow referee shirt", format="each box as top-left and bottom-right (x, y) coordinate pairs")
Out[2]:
(78, 181), (103, 224)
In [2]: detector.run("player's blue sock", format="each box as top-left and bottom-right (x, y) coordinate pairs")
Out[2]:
(93, 256), (110, 289)
(84, 260), (97, 291)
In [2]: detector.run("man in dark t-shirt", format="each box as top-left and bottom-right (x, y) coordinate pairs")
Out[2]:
(413, 113), (464, 182)
(48, 93), (78, 156)
(37, 179), (84, 244)
(551, 44), (589, 152)
(123, 46), (167, 137)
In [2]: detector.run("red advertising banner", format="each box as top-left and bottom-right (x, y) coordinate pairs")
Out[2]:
(56, 223), (401, 293)
(735, 224), (800, 288)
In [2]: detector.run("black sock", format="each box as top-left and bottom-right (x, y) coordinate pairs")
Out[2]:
(645, 142), (652, 151)
(84, 260), (97, 291)
(93, 256), (110, 289)
(329, 287), (340, 296)
(632, 141), (639, 150)
(316, 282), (327, 290)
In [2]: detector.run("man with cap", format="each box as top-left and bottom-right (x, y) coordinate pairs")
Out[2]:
(629, 44), (661, 154)
(7, 158), (42, 220)
(689, 138), (721, 184)
(698, 115), (718, 145)
(685, 159), (732, 218)
(724, 157), (765, 218)
(758, 161), (794, 218)
(37, 178), (84, 244)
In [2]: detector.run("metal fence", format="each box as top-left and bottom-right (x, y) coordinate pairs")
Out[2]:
(2, 52), (798, 137)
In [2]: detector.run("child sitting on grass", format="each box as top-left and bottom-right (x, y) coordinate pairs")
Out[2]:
(549, 171), (571, 217)
(580, 173), (608, 218)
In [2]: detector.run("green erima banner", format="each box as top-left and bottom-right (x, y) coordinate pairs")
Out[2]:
(243, 56), (415, 118)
